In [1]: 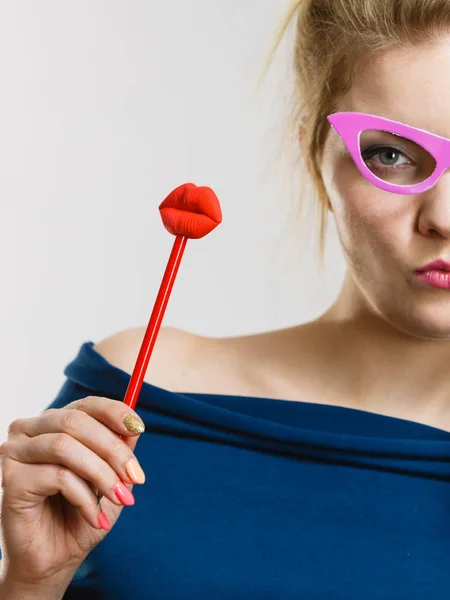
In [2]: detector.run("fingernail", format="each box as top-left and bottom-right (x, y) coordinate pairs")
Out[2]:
(98, 511), (111, 531)
(125, 458), (146, 484)
(114, 481), (135, 506)
(123, 414), (145, 434)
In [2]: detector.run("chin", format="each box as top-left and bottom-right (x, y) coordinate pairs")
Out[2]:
(383, 306), (450, 341)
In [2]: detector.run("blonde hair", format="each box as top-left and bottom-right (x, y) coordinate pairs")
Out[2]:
(266, 0), (450, 262)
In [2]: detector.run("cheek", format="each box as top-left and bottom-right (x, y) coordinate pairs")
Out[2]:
(323, 157), (411, 274)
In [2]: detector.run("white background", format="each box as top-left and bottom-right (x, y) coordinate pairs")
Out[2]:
(0, 1), (345, 441)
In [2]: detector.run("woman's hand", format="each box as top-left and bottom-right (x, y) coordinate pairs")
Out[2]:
(0, 397), (146, 592)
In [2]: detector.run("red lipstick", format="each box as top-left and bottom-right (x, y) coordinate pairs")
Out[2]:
(415, 259), (450, 289)
(416, 259), (450, 272)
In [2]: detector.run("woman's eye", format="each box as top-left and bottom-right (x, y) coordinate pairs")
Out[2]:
(362, 146), (410, 168)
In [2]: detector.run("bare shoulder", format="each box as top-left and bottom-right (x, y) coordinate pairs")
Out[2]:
(92, 323), (313, 396)
(93, 326), (204, 391)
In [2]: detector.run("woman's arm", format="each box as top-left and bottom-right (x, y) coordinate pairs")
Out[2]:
(0, 573), (69, 600)
(0, 327), (197, 599)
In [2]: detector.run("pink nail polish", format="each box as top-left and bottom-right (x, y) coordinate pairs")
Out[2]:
(98, 511), (111, 531)
(114, 481), (135, 506)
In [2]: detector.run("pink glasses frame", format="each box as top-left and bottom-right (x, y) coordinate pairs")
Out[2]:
(327, 112), (450, 195)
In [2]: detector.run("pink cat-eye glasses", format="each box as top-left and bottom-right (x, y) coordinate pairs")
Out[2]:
(327, 112), (450, 195)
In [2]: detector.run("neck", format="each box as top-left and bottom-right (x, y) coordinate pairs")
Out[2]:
(312, 274), (450, 428)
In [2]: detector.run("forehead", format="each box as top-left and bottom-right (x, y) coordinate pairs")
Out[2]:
(336, 37), (450, 138)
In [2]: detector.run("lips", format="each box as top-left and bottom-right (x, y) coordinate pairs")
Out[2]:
(416, 259), (450, 273)
(159, 183), (222, 239)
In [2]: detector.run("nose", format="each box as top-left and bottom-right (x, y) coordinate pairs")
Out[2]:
(417, 170), (450, 239)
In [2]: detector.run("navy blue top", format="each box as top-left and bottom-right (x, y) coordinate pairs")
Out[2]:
(43, 342), (450, 598)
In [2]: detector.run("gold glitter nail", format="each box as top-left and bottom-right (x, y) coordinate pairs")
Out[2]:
(123, 414), (145, 434)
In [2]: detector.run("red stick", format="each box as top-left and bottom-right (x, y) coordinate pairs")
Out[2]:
(123, 182), (222, 411)
(96, 184), (221, 503)
(123, 234), (187, 410)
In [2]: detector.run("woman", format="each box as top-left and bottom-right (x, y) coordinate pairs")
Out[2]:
(2, 0), (450, 597)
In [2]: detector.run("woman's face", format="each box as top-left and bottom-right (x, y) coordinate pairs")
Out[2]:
(321, 38), (450, 340)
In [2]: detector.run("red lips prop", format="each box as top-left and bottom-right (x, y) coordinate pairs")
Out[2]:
(159, 182), (222, 239)
(96, 183), (222, 505)
(123, 182), (222, 411)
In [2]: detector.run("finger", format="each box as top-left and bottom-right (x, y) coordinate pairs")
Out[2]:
(123, 434), (139, 453)
(3, 434), (136, 508)
(12, 409), (145, 486)
(9, 397), (145, 440)
(94, 435), (140, 505)
(2, 459), (111, 531)
(68, 396), (146, 437)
